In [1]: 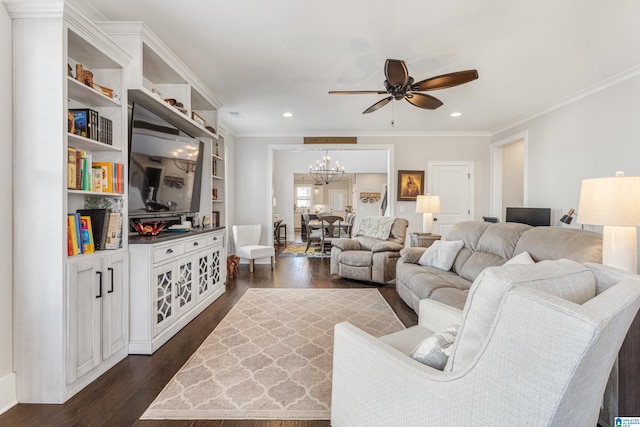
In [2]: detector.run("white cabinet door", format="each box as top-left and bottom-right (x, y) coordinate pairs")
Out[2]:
(210, 243), (224, 291)
(196, 250), (212, 299)
(153, 261), (177, 335)
(66, 258), (102, 384)
(175, 256), (196, 316)
(102, 252), (128, 360)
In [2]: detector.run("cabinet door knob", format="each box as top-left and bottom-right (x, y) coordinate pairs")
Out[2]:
(108, 267), (114, 293)
(166, 248), (173, 254)
(213, 237), (217, 240)
(193, 242), (199, 247)
(96, 271), (103, 299)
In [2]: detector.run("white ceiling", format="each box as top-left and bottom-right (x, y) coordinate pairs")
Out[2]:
(81, 0), (640, 136)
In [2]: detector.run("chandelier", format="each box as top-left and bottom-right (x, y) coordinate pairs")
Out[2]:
(172, 145), (198, 173)
(309, 150), (345, 185)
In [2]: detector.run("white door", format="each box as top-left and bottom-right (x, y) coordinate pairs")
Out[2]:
(428, 162), (474, 238)
(328, 189), (347, 217)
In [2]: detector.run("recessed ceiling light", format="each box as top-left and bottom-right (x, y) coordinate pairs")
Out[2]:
(450, 112), (462, 117)
(283, 112), (293, 118)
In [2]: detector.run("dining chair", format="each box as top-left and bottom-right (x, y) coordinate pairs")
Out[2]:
(303, 213), (323, 252)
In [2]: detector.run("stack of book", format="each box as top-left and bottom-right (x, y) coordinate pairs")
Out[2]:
(67, 209), (123, 256)
(67, 147), (124, 193)
(68, 108), (113, 145)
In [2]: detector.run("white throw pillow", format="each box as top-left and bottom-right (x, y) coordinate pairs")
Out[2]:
(410, 325), (459, 370)
(504, 251), (535, 265)
(418, 240), (465, 271)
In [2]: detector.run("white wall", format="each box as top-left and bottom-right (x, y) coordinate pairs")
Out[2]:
(0, 3), (15, 413)
(493, 73), (640, 220)
(493, 73), (640, 270)
(354, 173), (387, 218)
(235, 134), (492, 245)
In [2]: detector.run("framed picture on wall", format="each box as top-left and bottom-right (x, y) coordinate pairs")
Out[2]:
(397, 170), (424, 201)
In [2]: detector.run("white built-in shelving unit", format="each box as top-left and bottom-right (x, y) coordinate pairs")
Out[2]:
(7, 3), (131, 403)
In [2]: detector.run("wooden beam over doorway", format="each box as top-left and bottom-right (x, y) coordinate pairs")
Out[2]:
(304, 137), (357, 145)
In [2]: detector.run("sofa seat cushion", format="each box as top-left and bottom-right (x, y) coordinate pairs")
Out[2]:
(446, 259), (597, 372)
(429, 288), (469, 310)
(397, 263), (472, 301)
(338, 250), (372, 267)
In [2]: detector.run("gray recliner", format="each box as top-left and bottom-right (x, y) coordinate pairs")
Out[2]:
(330, 217), (408, 285)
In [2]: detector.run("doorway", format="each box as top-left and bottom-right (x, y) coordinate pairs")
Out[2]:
(268, 145), (394, 245)
(491, 131), (528, 220)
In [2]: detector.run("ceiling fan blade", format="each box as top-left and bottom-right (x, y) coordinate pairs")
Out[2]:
(384, 59), (409, 87)
(413, 69), (479, 91)
(329, 90), (388, 95)
(405, 92), (443, 110)
(362, 96), (393, 114)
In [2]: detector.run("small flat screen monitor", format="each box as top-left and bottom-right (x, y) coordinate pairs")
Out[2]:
(505, 207), (551, 227)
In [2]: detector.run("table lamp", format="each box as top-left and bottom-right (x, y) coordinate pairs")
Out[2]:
(416, 194), (441, 234)
(577, 172), (640, 273)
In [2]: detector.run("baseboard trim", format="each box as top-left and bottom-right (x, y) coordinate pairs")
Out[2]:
(0, 372), (17, 415)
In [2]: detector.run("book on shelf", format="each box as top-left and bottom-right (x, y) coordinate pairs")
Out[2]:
(104, 211), (121, 250)
(91, 162), (124, 193)
(67, 213), (83, 256)
(77, 208), (110, 251)
(68, 108), (112, 145)
(67, 147), (77, 190)
(79, 216), (95, 254)
(92, 166), (103, 192)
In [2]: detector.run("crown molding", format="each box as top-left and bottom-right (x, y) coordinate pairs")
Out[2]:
(3, 0), (64, 18)
(492, 64), (640, 135)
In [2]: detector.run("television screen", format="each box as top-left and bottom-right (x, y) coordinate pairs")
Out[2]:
(505, 207), (551, 227)
(128, 103), (204, 218)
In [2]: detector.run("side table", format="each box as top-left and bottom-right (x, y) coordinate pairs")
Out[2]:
(410, 233), (441, 248)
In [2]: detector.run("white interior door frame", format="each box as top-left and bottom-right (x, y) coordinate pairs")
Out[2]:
(490, 131), (529, 219)
(267, 144), (394, 245)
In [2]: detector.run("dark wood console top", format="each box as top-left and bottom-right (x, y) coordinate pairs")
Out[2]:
(128, 226), (225, 245)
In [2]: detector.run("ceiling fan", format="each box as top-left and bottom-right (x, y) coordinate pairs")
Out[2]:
(329, 59), (478, 114)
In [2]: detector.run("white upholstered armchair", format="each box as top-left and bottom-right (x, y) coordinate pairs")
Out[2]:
(331, 261), (640, 426)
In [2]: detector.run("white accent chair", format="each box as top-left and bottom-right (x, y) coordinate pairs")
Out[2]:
(232, 224), (275, 273)
(331, 261), (640, 427)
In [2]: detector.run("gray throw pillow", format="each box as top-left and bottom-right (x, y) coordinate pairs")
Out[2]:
(410, 325), (459, 370)
(417, 240), (464, 271)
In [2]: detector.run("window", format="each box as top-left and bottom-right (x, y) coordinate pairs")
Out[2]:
(296, 185), (312, 208)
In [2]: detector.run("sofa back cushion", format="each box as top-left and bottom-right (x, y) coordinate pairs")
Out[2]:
(514, 226), (602, 263)
(445, 259), (597, 373)
(354, 217), (408, 250)
(453, 222), (532, 282)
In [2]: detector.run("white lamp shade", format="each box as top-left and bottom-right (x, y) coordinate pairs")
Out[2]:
(416, 194), (441, 214)
(577, 175), (640, 226)
(577, 173), (640, 274)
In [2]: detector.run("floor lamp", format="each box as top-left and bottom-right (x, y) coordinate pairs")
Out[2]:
(416, 194), (441, 234)
(577, 172), (640, 274)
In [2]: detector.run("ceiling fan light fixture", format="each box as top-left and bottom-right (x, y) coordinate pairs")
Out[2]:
(329, 59), (478, 115)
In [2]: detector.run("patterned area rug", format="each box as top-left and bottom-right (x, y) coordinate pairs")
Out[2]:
(141, 288), (405, 420)
(279, 242), (331, 258)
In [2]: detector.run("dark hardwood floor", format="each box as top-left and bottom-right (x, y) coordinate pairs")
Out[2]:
(0, 237), (417, 427)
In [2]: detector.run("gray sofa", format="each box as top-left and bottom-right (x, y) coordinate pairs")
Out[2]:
(396, 221), (603, 312)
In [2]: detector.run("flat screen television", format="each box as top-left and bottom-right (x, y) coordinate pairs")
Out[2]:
(128, 103), (204, 219)
(505, 207), (551, 227)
